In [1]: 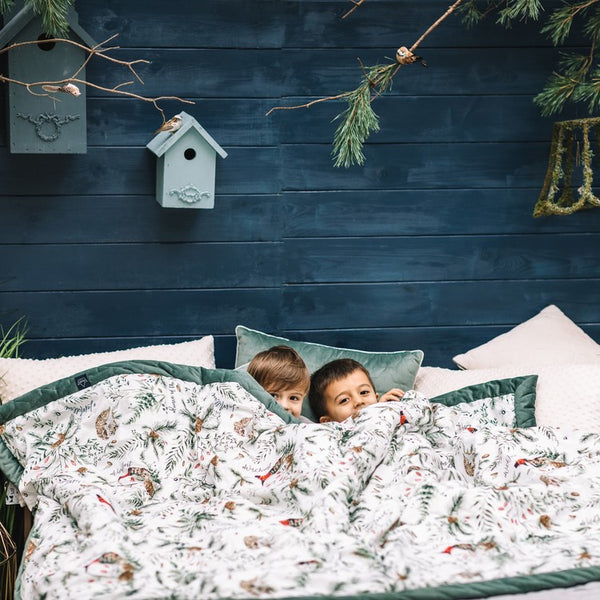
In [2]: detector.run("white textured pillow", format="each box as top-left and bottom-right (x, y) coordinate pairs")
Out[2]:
(0, 336), (215, 404)
(453, 305), (600, 369)
(416, 364), (600, 432)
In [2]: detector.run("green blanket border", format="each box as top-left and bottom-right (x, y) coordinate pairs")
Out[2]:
(0, 359), (297, 487)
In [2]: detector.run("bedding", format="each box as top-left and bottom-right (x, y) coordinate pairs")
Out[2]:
(452, 305), (600, 369)
(2, 361), (600, 599)
(416, 364), (600, 432)
(0, 335), (215, 404)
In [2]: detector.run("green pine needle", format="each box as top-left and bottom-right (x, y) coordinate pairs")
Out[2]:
(332, 62), (396, 168)
(31, 0), (74, 37)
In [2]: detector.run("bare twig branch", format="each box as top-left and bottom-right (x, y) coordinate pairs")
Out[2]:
(342, 0), (368, 20)
(410, 0), (463, 52)
(0, 34), (193, 122)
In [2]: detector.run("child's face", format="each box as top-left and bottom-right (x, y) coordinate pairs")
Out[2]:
(319, 369), (379, 423)
(266, 386), (306, 419)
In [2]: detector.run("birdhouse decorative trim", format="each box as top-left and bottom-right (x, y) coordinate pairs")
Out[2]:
(146, 111), (228, 210)
(0, 3), (95, 154)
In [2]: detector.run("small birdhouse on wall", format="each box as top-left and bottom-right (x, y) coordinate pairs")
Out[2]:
(146, 111), (228, 209)
(0, 3), (95, 153)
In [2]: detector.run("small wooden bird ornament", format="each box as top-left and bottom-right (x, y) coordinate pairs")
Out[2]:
(154, 114), (183, 134)
(396, 46), (427, 67)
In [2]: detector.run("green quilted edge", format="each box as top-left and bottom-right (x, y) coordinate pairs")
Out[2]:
(0, 359), (297, 487)
(430, 375), (538, 428)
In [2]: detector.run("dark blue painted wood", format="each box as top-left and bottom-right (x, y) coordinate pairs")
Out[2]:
(0, 0), (598, 369)
(277, 96), (555, 144)
(0, 290), (280, 337)
(282, 280), (600, 329)
(284, 235), (600, 283)
(282, 143), (550, 190)
(87, 99), (280, 147)
(0, 242), (282, 290)
(0, 195), (282, 243)
(0, 148), (280, 195)
(282, 191), (600, 236)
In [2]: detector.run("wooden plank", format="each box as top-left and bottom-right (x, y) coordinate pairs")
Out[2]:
(282, 142), (549, 190)
(83, 47), (565, 99)
(86, 49), (283, 98)
(0, 242), (282, 291)
(284, 235), (600, 283)
(77, 0), (285, 48)
(76, 0), (570, 51)
(0, 289), (281, 337)
(277, 95), (555, 144)
(87, 98), (280, 147)
(282, 280), (600, 329)
(282, 0), (570, 49)
(0, 195), (282, 243)
(0, 147), (280, 195)
(282, 190), (600, 236)
(277, 47), (564, 97)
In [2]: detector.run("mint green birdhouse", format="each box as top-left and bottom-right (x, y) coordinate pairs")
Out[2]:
(0, 3), (95, 153)
(146, 112), (228, 209)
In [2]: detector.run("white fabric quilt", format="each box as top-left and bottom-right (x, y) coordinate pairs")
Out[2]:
(2, 372), (600, 599)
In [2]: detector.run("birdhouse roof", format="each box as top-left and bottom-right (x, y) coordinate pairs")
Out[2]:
(146, 112), (228, 159)
(0, 4), (96, 48)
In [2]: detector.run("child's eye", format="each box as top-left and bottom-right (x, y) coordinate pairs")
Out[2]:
(360, 389), (371, 395)
(271, 393), (280, 400)
(290, 396), (301, 403)
(339, 397), (349, 405)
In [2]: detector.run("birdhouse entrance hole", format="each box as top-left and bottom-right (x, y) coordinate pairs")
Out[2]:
(184, 148), (196, 160)
(36, 34), (56, 51)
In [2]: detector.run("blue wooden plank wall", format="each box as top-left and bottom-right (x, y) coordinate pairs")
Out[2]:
(1, 0), (599, 369)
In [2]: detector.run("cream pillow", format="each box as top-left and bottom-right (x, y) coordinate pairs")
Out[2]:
(416, 364), (600, 432)
(0, 336), (215, 404)
(453, 305), (600, 369)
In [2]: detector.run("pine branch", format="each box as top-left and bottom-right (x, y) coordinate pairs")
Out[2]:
(267, 0), (463, 167)
(31, 0), (74, 37)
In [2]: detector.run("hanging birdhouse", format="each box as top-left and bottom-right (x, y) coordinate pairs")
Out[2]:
(146, 111), (228, 209)
(0, 3), (95, 153)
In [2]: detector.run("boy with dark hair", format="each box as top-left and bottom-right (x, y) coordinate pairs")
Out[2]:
(247, 345), (310, 419)
(309, 358), (405, 423)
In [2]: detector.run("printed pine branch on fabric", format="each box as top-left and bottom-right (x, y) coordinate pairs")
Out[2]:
(3, 366), (600, 598)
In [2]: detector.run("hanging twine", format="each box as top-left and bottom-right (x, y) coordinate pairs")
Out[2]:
(534, 116), (600, 217)
(0, 521), (16, 600)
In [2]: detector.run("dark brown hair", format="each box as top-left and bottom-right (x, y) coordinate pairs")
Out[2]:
(308, 358), (375, 420)
(247, 345), (310, 393)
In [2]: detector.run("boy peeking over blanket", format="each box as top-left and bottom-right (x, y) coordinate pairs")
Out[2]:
(247, 345), (311, 420)
(309, 358), (405, 422)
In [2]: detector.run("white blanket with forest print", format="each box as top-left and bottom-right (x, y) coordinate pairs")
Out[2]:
(3, 372), (600, 599)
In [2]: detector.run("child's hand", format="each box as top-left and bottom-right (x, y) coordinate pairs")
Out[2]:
(378, 388), (405, 403)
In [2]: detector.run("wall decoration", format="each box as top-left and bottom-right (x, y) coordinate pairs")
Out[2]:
(0, 4), (95, 153)
(534, 117), (600, 217)
(146, 111), (228, 210)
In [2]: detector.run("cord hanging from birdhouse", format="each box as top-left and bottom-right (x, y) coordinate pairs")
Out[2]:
(534, 117), (600, 217)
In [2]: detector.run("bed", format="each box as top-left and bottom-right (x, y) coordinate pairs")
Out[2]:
(2, 305), (600, 599)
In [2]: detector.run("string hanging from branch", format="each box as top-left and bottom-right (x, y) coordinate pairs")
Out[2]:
(534, 117), (600, 217)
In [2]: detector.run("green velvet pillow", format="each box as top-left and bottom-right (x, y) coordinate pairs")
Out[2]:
(431, 375), (538, 428)
(235, 325), (424, 421)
